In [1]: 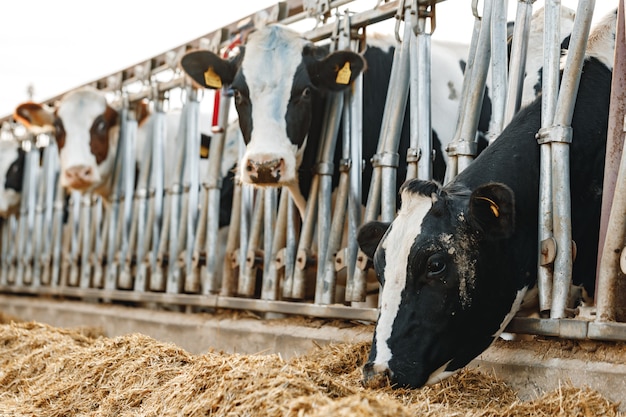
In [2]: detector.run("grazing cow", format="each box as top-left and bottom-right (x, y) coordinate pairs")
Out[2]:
(180, 25), (488, 216)
(357, 10), (616, 388)
(14, 87), (239, 228)
(0, 138), (24, 217)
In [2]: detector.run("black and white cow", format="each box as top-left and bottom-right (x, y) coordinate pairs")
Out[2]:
(0, 138), (24, 217)
(179, 25), (487, 216)
(357, 9), (617, 388)
(14, 87), (239, 227)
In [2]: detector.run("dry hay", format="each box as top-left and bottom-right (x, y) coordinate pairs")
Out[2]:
(0, 322), (622, 417)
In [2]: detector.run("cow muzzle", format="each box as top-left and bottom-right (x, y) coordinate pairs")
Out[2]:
(362, 362), (392, 388)
(62, 164), (99, 190)
(244, 157), (285, 184)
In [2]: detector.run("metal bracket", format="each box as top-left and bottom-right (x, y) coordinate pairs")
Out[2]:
(371, 151), (399, 168)
(413, 0), (437, 36)
(446, 139), (477, 158)
(536, 125), (574, 145)
(303, 0), (332, 25)
(406, 147), (420, 163)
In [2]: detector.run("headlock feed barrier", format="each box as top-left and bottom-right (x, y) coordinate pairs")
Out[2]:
(1, 0), (626, 342)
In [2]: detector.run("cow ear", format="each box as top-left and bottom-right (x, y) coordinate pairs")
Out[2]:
(357, 221), (391, 259)
(13, 102), (55, 128)
(309, 50), (366, 91)
(180, 50), (237, 90)
(468, 183), (515, 240)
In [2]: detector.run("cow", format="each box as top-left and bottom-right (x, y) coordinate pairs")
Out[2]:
(179, 25), (489, 216)
(14, 87), (239, 228)
(356, 9), (617, 389)
(0, 137), (24, 217)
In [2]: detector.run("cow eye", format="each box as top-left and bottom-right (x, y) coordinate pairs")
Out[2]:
(426, 255), (446, 278)
(92, 116), (107, 135)
(301, 87), (311, 98)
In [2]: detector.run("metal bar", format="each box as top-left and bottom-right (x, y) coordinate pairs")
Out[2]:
(201, 89), (232, 295)
(221, 181), (242, 297)
(488, 0), (508, 139)
(239, 189), (264, 297)
(344, 45), (363, 302)
(380, 4), (412, 222)
(261, 188), (279, 300)
(596, 0), (626, 323)
(503, 0), (533, 125)
(455, 0), (492, 174)
(549, 0), (595, 319)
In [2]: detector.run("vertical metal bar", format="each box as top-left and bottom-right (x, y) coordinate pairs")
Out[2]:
(221, 180), (242, 296)
(78, 194), (93, 288)
(503, 0), (534, 125)
(537, 0), (562, 315)
(344, 48), (363, 302)
(596, 0), (626, 322)
(550, 0), (595, 319)
(50, 181), (65, 287)
(201, 90), (232, 294)
(488, 0), (508, 140)
(148, 97), (167, 292)
(291, 176), (319, 299)
(39, 139), (59, 286)
(414, 9), (432, 182)
(239, 189), (264, 296)
(380, 7), (412, 222)
(261, 187), (279, 300)
(444, 1), (484, 183)
(455, 0), (492, 174)
(20, 143), (39, 285)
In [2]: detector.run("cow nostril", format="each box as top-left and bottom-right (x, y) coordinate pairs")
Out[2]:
(82, 167), (93, 177)
(362, 362), (392, 389)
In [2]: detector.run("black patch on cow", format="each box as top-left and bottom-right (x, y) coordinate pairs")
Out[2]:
(4, 147), (25, 192)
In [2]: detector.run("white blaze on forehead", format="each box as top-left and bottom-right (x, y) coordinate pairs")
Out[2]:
(57, 89), (108, 175)
(372, 188), (434, 371)
(239, 26), (310, 183)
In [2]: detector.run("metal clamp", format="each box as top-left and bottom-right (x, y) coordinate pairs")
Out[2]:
(406, 147), (421, 163)
(371, 151), (400, 168)
(536, 125), (574, 145)
(446, 139), (478, 158)
(314, 161), (335, 176)
(413, 0), (437, 36)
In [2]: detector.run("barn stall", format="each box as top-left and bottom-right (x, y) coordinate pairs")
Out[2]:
(1, 0), (626, 414)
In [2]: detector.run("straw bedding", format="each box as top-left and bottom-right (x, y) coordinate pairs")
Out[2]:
(0, 320), (622, 417)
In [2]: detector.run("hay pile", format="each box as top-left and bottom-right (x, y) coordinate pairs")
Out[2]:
(0, 321), (621, 417)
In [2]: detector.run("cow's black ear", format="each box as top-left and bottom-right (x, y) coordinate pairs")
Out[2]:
(180, 50), (237, 90)
(309, 50), (366, 91)
(469, 183), (515, 240)
(357, 221), (390, 259)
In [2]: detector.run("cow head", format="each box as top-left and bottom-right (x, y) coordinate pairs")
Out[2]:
(14, 87), (120, 196)
(180, 25), (365, 211)
(358, 179), (520, 388)
(0, 139), (24, 217)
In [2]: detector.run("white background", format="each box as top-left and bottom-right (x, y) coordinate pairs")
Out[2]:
(0, 0), (618, 118)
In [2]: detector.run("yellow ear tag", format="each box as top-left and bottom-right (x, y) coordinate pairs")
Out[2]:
(204, 67), (223, 89)
(336, 61), (352, 85)
(477, 196), (500, 218)
(489, 204), (500, 218)
(199, 145), (209, 158)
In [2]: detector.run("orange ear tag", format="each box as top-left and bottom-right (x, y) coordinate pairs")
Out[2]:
(204, 67), (223, 88)
(336, 61), (352, 85)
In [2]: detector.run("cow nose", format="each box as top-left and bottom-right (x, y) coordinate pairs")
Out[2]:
(362, 362), (392, 388)
(64, 165), (96, 186)
(245, 157), (285, 184)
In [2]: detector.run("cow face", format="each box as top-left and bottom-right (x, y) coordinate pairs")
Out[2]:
(0, 140), (24, 217)
(181, 25), (365, 191)
(358, 179), (519, 388)
(14, 87), (119, 195)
